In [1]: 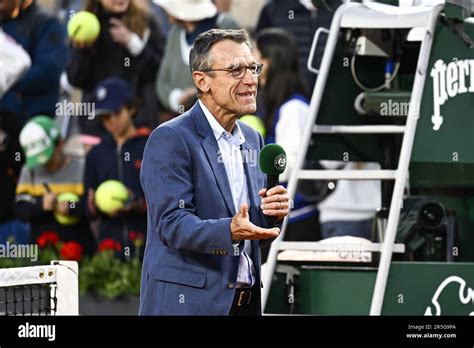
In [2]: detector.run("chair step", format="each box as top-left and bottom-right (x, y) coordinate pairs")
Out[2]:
(313, 125), (406, 134)
(298, 170), (398, 180)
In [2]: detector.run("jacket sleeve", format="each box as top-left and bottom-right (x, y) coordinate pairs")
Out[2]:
(15, 18), (68, 94)
(140, 126), (234, 255)
(65, 46), (96, 91)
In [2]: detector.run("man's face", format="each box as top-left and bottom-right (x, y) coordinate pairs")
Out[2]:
(0, 0), (19, 20)
(205, 40), (258, 116)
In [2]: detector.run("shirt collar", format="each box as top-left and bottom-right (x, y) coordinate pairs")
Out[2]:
(198, 100), (245, 147)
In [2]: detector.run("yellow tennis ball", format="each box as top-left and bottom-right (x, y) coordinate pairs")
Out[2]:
(54, 192), (81, 225)
(239, 115), (266, 138)
(95, 180), (129, 215)
(67, 11), (100, 43)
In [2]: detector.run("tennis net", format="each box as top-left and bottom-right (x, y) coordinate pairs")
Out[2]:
(0, 261), (78, 315)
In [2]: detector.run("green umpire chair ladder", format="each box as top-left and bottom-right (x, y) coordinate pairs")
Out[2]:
(262, 1), (446, 315)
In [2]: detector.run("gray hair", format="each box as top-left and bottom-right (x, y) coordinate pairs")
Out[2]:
(189, 29), (252, 75)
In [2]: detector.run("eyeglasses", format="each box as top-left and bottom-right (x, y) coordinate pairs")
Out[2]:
(201, 63), (264, 79)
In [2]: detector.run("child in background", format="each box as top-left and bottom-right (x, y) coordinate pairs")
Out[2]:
(85, 77), (148, 258)
(15, 116), (96, 255)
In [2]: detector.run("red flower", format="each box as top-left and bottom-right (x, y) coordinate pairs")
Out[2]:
(98, 238), (122, 252)
(37, 231), (60, 248)
(129, 231), (144, 242)
(60, 241), (83, 261)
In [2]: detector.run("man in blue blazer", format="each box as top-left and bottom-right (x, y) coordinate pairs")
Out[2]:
(139, 28), (289, 315)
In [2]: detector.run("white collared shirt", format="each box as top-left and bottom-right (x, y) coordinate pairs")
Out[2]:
(199, 100), (255, 288)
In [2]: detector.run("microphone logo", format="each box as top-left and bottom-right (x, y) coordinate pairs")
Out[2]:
(274, 153), (286, 170)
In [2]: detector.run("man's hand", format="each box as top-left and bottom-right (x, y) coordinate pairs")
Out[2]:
(230, 203), (280, 241)
(109, 18), (132, 46)
(259, 185), (289, 221)
(42, 192), (57, 212)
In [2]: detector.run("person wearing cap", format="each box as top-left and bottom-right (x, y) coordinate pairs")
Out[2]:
(154, 0), (239, 119)
(84, 77), (148, 258)
(14, 115), (96, 254)
(66, 0), (165, 136)
(140, 29), (289, 316)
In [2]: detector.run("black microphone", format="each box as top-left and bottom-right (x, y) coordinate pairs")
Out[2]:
(259, 144), (287, 226)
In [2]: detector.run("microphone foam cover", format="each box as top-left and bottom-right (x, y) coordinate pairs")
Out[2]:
(259, 144), (287, 175)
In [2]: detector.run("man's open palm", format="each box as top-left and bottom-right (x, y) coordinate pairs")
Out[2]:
(230, 203), (280, 241)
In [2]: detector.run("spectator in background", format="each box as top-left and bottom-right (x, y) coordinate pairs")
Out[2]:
(254, 28), (319, 244)
(0, 31), (30, 243)
(149, 0), (170, 37)
(84, 78), (147, 258)
(154, 0), (239, 120)
(317, 161), (381, 240)
(0, 109), (28, 244)
(15, 116), (96, 254)
(66, 0), (164, 136)
(0, 0), (68, 123)
(222, 0), (267, 31)
(256, 0), (341, 92)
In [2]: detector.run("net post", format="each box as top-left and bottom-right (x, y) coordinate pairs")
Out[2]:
(51, 261), (79, 315)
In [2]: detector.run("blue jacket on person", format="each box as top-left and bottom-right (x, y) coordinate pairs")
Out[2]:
(139, 102), (276, 315)
(0, 2), (67, 121)
(84, 129), (149, 251)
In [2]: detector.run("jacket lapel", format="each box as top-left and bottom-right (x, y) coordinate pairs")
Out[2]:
(193, 102), (263, 279)
(192, 102), (236, 216)
(241, 141), (258, 209)
(201, 137), (236, 216)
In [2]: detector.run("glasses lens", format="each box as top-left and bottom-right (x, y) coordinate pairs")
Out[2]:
(232, 66), (246, 79)
(231, 64), (263, 78)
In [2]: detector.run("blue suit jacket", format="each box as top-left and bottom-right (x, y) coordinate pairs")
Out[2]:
(139, 102), (275, 315)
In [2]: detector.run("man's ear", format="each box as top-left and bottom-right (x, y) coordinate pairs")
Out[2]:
(192, 71), (210, 94)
